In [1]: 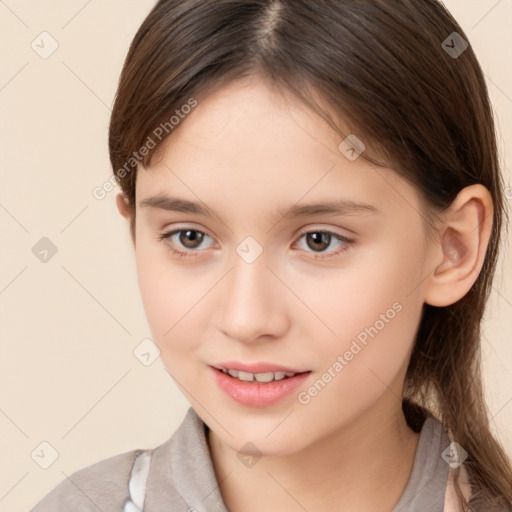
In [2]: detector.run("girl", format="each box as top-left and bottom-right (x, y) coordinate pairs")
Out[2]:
(32, 0), (512, 511)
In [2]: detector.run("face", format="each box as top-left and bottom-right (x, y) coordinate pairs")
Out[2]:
(126, 77), (436, 455)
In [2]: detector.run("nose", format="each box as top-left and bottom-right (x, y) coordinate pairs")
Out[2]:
(216, 249), (289, 345)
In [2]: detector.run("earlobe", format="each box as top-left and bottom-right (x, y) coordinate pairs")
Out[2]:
(424, 184), (493, 307)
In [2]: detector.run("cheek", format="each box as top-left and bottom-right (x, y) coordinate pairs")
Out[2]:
(294, 229), (425, 339)
(134, 244), (209, 367)
(292, 234), (426, 405)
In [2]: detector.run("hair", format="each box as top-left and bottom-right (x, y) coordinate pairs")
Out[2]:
(108, 0), (512, 509)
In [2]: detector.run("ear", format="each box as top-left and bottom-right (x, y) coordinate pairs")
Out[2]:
(116, 192), (133, 219)
(424, 184), (493, 307)
(116, 192), (136, 245)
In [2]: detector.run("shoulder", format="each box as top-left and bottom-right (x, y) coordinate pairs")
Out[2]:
(29, 408), (218, 512)
(29, 447), (147, 512)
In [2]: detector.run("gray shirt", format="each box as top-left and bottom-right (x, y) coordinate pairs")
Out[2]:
(30, 407), (450, 512)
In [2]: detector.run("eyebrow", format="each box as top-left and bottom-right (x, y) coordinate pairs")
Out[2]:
(139, 195), (380, 219)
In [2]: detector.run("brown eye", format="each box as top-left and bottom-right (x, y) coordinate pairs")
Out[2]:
(305, 232), (332, 252)
(178, 230), (205, 249)
(158, 228), (213, 258)
(295, 229), (353, 259)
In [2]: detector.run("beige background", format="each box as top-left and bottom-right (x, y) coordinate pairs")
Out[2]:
(0, 1), (511, 510)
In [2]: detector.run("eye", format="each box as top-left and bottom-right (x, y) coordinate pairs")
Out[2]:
(295, 229), (353, 259)
(158, 228), (214, 258)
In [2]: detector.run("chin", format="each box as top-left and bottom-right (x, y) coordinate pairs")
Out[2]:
(223, 417), (307, 455)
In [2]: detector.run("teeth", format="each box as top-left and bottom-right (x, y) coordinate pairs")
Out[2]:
(255, 372), (274, 383)
(220, 368), (297, 382)
(238, 371), (254, 382)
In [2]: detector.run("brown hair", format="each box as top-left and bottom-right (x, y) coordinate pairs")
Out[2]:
(108, 1), (512, 509)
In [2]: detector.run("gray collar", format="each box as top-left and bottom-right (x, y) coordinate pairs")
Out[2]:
(144, 407), (229, 512)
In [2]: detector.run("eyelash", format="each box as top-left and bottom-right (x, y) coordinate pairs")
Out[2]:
(157, 227), (354, 260)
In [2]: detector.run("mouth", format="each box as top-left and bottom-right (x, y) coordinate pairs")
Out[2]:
(211, 361), (310, 383)
(214, 367), (304, 383)
(209, 363), (312, 407)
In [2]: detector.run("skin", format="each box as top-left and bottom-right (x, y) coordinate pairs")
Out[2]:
(116, 76), (493, 511)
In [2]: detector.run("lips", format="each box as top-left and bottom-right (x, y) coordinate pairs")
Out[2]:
(210, 365), (311, 407)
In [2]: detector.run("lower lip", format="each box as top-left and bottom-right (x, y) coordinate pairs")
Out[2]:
(210, 366), (311, 407)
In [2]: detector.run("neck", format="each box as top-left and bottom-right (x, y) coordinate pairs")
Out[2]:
(207, 401), (421, 512)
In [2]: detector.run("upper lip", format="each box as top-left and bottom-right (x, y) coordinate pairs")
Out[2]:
(211, 361), (309, 374)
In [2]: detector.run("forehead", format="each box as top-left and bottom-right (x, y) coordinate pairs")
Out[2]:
(136, 78), (422, 224)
